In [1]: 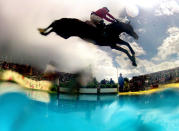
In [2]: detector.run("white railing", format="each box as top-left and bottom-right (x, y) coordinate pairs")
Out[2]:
(59, 87), (117, 94)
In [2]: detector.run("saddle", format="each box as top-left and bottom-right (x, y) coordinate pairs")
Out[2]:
(85, 20), (106, 37)
(85, 20), (97, 28)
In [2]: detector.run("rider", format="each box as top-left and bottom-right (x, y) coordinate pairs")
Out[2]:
(90, 7), (116, 30)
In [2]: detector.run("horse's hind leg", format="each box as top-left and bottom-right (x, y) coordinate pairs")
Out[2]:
(43, 22), (54, 32)
(38, 21), (55, 35)
(40, 29), (53, 36)
(111, 45), (137, 66)
(117, 39), (135, 56)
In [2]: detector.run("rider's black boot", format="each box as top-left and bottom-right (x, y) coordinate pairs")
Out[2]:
(96, 21), (105, 30)
(96, 21), (106, 36)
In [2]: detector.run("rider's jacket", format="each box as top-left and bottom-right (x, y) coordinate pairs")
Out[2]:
(93, 7), (115, 23)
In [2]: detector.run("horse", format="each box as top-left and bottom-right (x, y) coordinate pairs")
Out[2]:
(38, 18), (138, 66)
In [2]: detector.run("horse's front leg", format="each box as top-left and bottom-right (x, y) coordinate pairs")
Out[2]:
(111, 44), (137, 66)
(117, 39), (135, 56)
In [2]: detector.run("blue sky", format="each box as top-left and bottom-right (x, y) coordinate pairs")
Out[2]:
(0, 0), (179, 82)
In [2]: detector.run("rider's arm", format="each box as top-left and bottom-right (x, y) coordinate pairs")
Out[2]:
(107, 13), (115, 20)
(103, 16), (114, 22)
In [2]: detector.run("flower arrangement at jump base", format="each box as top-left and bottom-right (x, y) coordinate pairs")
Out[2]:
(0, 70), (53, 91)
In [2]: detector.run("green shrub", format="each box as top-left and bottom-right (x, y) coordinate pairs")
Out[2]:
(51, 84), (59, 92)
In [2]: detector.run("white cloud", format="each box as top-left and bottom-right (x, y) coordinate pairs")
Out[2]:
(125, 3), (139, 17)
(155, 0), (179, 16)
(126, 26), (179, 76)
(141, 59), (179, 74)
(121, 58), (179, 78)
(152, 27), (179, 61)
(0, 0), (130, 82)
(138, 28), (146, 34)
(1, 0), (179, 82)
(131, 42), (146, 56)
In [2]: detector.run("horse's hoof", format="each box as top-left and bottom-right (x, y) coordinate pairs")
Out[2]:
(131, 56), (137, 66)
(38, 28), (45, 33)
(132, 62), (137, 67)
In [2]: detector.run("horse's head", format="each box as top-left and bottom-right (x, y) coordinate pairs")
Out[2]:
(107, 21), (138, 40)
(124, 21), (138, 40)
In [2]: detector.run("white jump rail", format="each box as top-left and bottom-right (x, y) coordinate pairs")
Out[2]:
(100, 88), (117, 93)
(59, 87), (117, 94)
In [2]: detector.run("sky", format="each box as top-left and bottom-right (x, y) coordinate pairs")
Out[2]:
(0, 0), (179, 82)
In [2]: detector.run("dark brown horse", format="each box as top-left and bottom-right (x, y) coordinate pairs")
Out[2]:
(38, 18), (138, 66)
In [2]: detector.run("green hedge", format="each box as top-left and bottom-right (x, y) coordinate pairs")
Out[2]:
(51, 84), (59, 92)
(59, 79), (118, 89)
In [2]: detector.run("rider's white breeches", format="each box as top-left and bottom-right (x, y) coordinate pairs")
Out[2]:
(90, 14), (102, 24)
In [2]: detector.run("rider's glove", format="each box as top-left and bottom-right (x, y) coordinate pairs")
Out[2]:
(114, 19), (118, 23)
